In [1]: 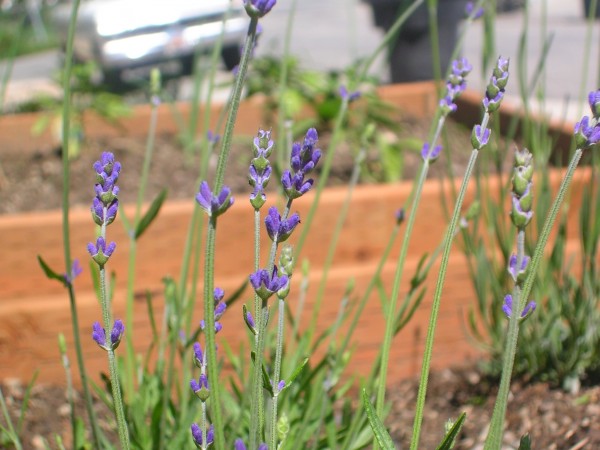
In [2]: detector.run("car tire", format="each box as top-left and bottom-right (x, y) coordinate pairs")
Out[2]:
(221, 45), (241, 71)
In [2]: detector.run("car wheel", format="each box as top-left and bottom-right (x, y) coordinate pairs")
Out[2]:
(221, 45), (241, 71)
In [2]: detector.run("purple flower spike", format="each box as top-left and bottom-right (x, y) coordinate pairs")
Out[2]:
(196, 181), (234, 217)
(282, 128), (321, 200)
(91, 152), (121, 227)
(235, 439), (247, 450)
(502, 294), (536, 319)
(191, 423), (214, 448)
(87, 236), (116, 267)
(265, 207), (301, 243)
(249, 266), (289, 301)
(258, 444), (268, 450)
(421, 142), (443, 162)
(244, 0), (276, 18)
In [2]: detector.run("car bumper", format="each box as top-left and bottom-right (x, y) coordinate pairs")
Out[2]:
(98, 16), (247, 71)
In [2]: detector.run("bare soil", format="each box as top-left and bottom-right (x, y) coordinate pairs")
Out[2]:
(2, 365), (599, 449)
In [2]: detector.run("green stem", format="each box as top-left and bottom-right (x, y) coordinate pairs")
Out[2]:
(374, 112), (449, 425)
(214, 17), (258, 192)
(483, 148), (584, 449)
(203, 217), (225, 449)
(410, 148), (480, 449)
(270, 298), (286, 449)
(99, 267), (130, 449)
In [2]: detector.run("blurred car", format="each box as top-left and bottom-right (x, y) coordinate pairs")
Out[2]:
(51, 0), (248, 88)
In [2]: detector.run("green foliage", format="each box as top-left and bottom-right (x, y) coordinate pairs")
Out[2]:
(463, 156), (600, 388)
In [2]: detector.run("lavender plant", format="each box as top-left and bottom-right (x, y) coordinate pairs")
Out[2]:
(30, 0), (600, 448)
(87, 151), (130, 448)
(464, 92), (600, 391)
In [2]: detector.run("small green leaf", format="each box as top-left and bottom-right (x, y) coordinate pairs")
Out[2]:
(361, 389), (395, 450)
(37, 255), (66, 286)
(134, 188), (167, 239)
(250, 351), (274, 396)
(517, 433), (531, 450)
(435, 412), (466, 450)
(287, 358), (309, 387)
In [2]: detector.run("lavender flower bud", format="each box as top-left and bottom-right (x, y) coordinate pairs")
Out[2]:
(265, 207), (301, 243)
(87, 236), (116, 267)
(244, 0), (276, 18)
(502, 294), (536, 319)
(196, 181), (234, 217)
(588, 90), (600, 119)
(253, 129), (273, 158)
(92, 320), (124, 350)
(395, 208), (405, 224)
(190, 373), (210, 402)
(278, 244), (295, 277)
(508, 253), (530, 283)
(339, 85), (361, 102)
(471, 125), (491, 149)
(191, 423), (214, 448)
(63, 259), (82, 286)
(511, 189), (533, 229)
(243, 305), (257, 334)
(92, 322), (105, 348)
(465, 1), (484, 19)
(193, 342), (204, 368)
(421, 142), (442, 162)
(574, 115), (600, 149)
(249, 266), (289, 301)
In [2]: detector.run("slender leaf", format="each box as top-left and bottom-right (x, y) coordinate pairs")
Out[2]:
(37, 255), (66, 285)
(362, 388), (395, 450)
(134, 188), (167, 239)
(518, 433), (532, 450)
(435, 412), (466, 450)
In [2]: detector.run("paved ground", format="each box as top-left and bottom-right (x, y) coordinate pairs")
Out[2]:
(1, 0), (598, 122)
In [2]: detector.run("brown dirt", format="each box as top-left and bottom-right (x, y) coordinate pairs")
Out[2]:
(2, 365), (599, 449)
(0, 116), (477, 215)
